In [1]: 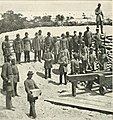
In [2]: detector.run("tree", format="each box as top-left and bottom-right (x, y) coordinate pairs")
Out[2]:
(0, 10), (26, 33)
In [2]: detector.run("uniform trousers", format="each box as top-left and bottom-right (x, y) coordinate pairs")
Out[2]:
(96, 21), (103, 34)
(15, 53), (21, 63)
(6, 91), (12, 109)
(60, 72), (67, 85)
(29, 101), (36, 118)
(34, 50), (41, 61)
(45, 68), (51, 79)
(24, 51), (30, 62)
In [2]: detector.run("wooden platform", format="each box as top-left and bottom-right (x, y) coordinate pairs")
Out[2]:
(45, 86), (113, 114)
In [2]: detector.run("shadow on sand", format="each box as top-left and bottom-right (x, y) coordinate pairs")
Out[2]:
(36, 71), (45, 78)
(52, 69), (60, 75)
(48, 80), (59, 86)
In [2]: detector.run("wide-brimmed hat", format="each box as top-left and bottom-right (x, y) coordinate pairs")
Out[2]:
(27, 71), (34, 76)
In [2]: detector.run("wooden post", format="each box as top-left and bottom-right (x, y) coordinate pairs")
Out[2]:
(72, 81), (77, 96)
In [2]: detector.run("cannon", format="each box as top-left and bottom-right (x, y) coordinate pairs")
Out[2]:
(67, 71), (112, 96)
(98, 74), (112, 95)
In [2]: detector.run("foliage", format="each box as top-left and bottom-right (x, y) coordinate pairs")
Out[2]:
(0, 10), (27, 33)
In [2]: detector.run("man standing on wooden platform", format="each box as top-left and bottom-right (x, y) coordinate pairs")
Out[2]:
(95, 3), (104, 34)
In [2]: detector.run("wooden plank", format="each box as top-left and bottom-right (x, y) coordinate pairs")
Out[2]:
(67, 73), (99, 81)
(45, 98), (113, 114)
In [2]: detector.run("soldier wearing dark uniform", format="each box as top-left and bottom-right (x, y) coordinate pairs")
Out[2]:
(60, 33), (69, 50)
(38, 30), (45, 60)
(53, 37), (60, 63)
(23, 32), (32, 62)
(44, 48), (53, 79)
(93, 28), (102, 59)
(98, 48), (108, 70)
(58, 50), (68, 85)
(95, 3), (104, 34)
(2, 35), (12, 62)
(13, 34), (24, 64)
(70, 53), (79, 75)
(11, 59), (20, 96)
(89, 47), (96, 71)
(83, 27), (92, 47)
(72, 31), (79, 53)
(24, 71), (39, 119)
(66, 31), (73, 60)
(1, 56), (15, 111)
(32, 32), (42, 62)
(44, 32), (53, 52)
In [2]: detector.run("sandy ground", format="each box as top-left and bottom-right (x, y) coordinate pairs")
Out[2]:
(0, 26), (113, 120)
(0, 52), (112, 120)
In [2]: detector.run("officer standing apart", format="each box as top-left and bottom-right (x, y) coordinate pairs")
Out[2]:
(1, 56), (15, 111)
(95, 3), (104, 34)
(24, 71), (39, 119)
(23, 32), (32, 63)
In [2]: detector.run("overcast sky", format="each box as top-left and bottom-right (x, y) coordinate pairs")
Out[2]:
(0, 1), (112, 19)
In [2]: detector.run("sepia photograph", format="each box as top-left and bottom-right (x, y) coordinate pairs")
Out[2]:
(0, 0), (112, 120)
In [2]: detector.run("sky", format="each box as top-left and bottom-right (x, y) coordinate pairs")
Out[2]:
(0, 1), (112, 19)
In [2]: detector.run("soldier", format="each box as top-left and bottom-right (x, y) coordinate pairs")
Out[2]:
(44, 32), (53, 52)
(72, 31), (79, 53)
(23, 32), (32, 62)
(83, 27), (92, 47)
(13, 34), (24, 64)
(62, 46), (70, 63)
(93, 28), (102, 59)
(1, 56), (15, 111)
(70, 53), (79, 75)
(24, 71), (39, 119)
(2, 35), (12, 62)
(38, 30), (45, 60)
(77, 32), (83, 56)
(11, 59), (20, 96)
(58, 50), (68, 85)
(32, 32), (42, 62)
(88, 47), (97, 71)
(98, 48), (108, 70)
(52, 37), (60, 63)
(60, 33), (69, 50)
(80, 41), (88, 73)
(43, 48), (53, 79)
(66, 31), (73, 60)
(95, 3), (104, 34)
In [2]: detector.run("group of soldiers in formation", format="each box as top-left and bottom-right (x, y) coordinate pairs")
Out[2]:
(1, 26), (109, 118)
(0, 3), (109, 119)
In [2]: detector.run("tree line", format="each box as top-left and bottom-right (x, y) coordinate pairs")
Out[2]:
(0, 10), (112, 34)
